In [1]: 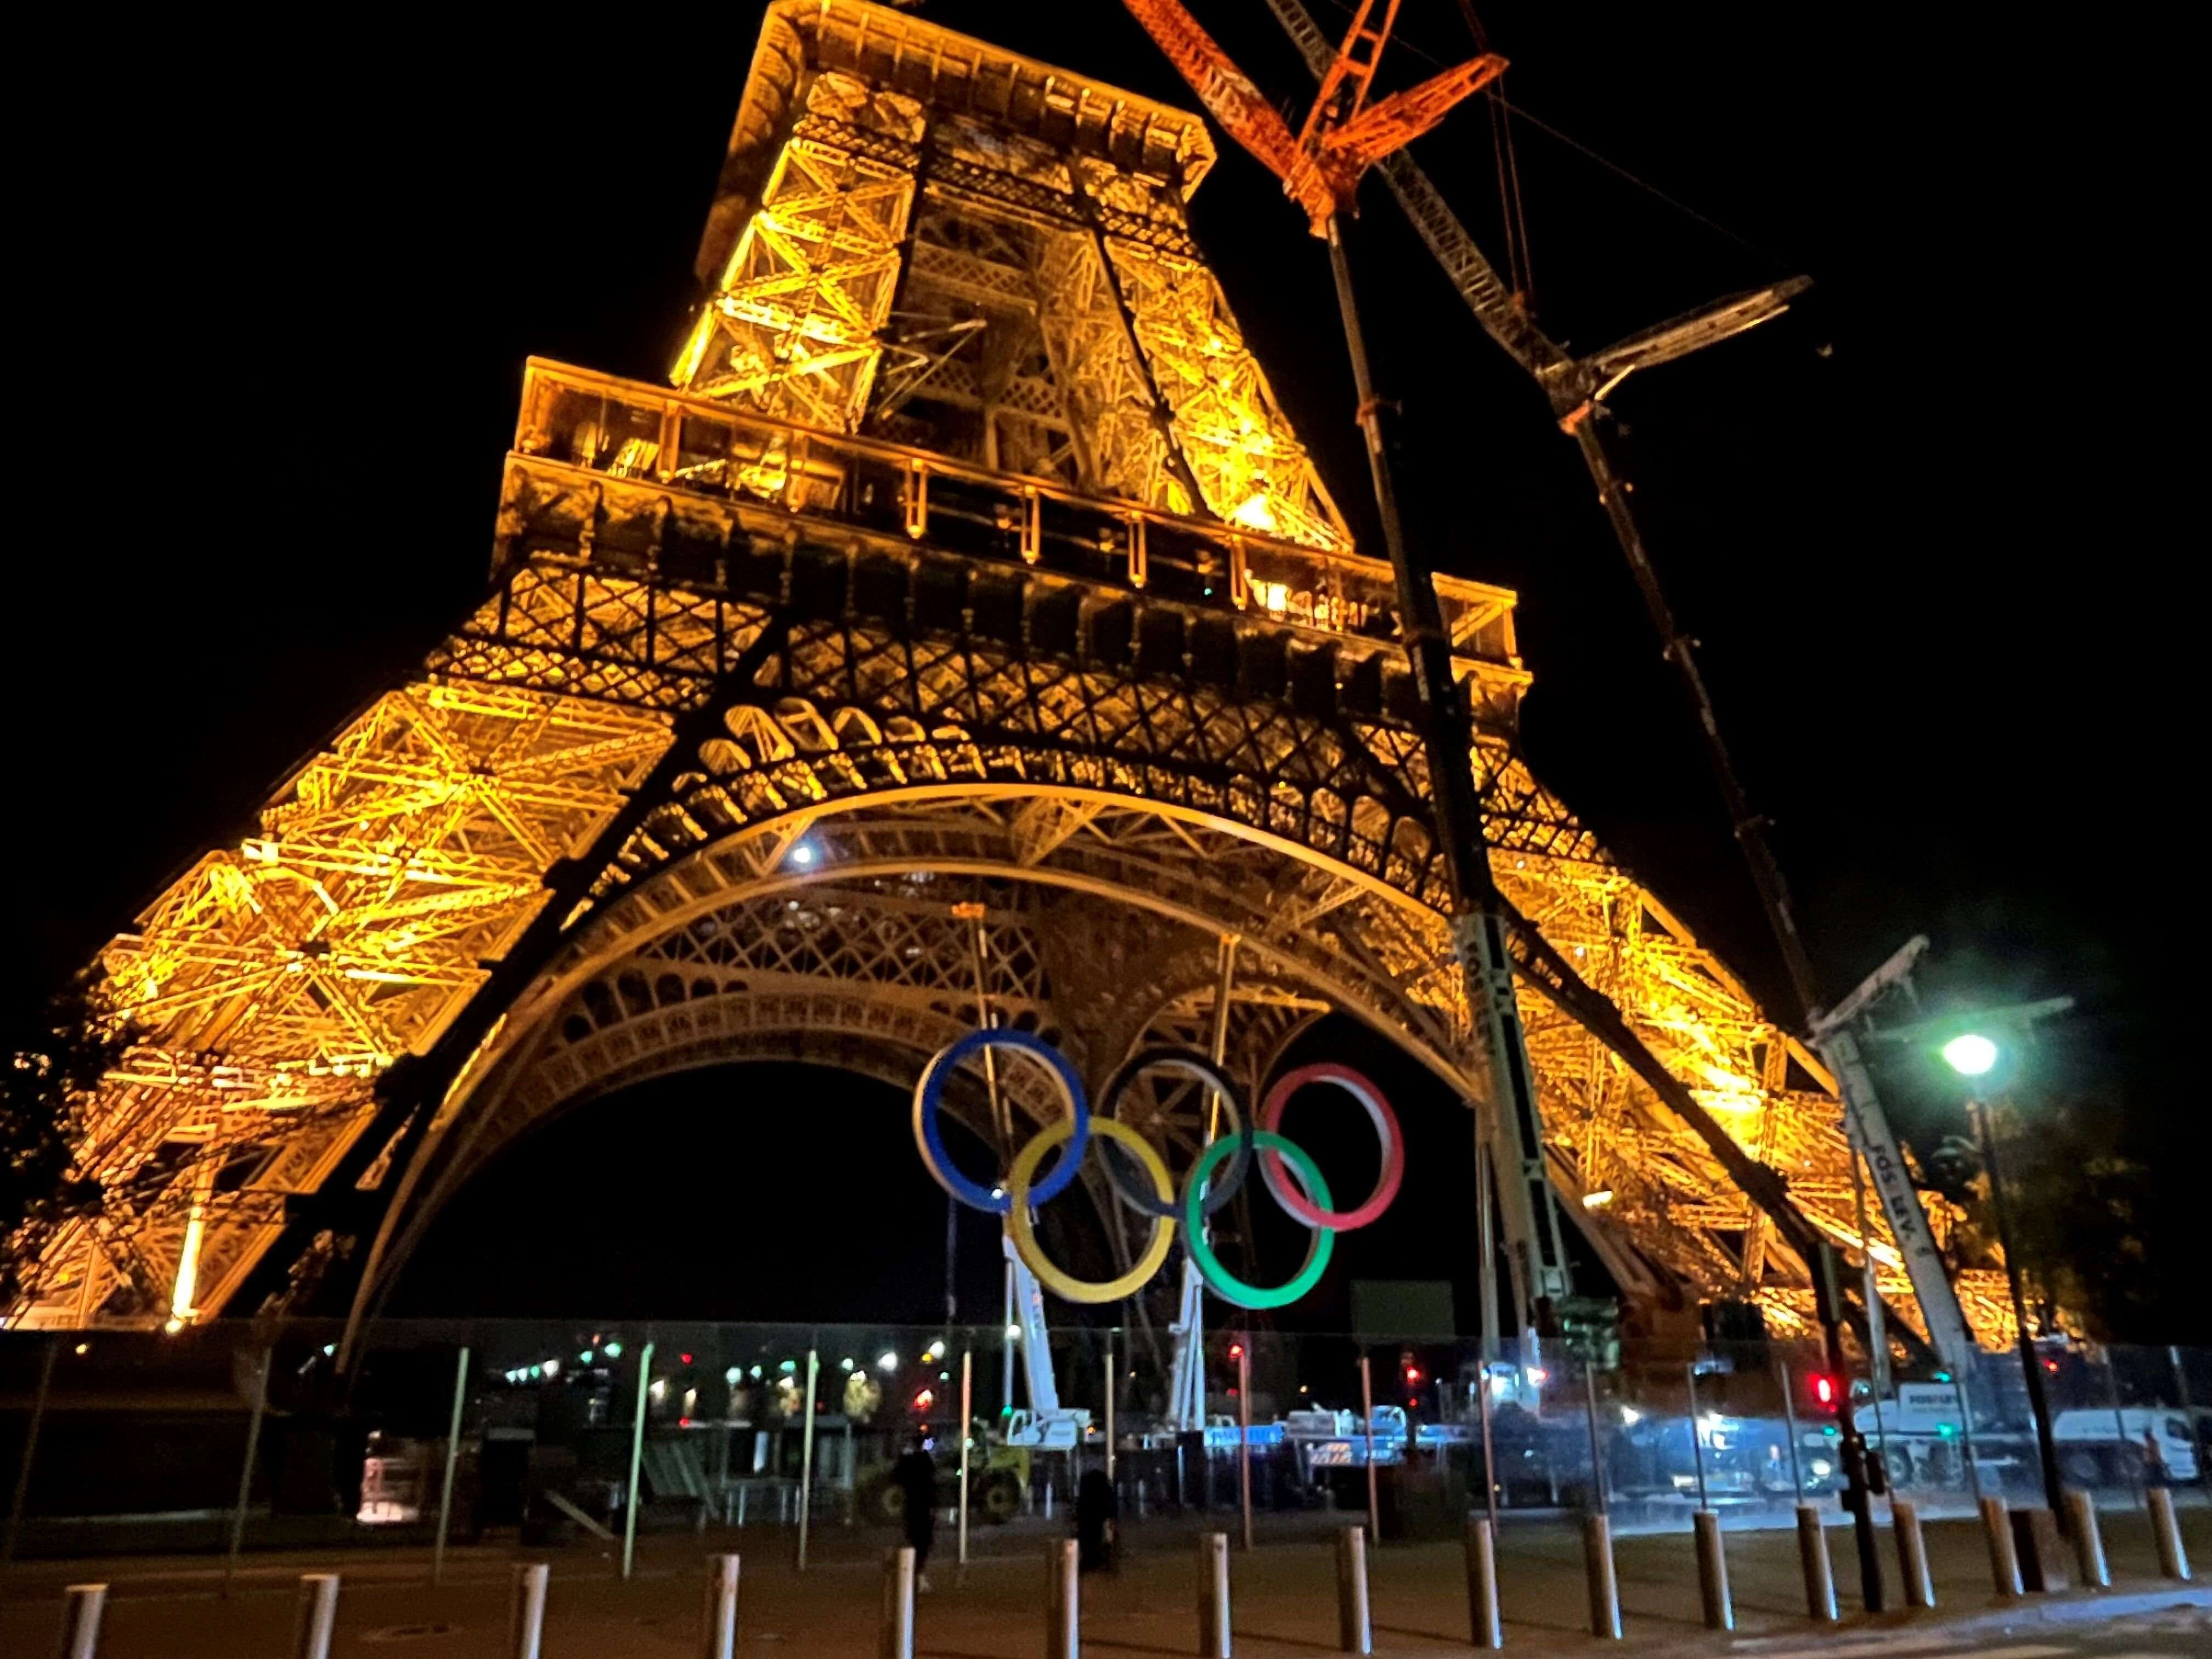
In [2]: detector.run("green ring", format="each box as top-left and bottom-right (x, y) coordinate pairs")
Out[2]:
(1183, 1130), (1334, 1310)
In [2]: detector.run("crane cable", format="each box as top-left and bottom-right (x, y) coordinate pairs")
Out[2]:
(1456, 1), (1536, 307)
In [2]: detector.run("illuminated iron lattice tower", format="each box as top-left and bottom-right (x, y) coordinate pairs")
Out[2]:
(9, 0), (2006, 1345)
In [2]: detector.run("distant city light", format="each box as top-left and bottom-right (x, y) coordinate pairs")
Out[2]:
(1581, 1189), (1615, 1210)
(725, 1366), (742, 1385)
(877, 1351), (899, 1374)
(650, 1378), (668, 1402)
(1006, 1324), (1022, 1341)
(604, 1341), (624, 1359)
(839, 1357), (856, 1372)
(788, 840), (816, 867)
(541, 1358), (561, 1379)
(580, 1350), (595, 1365)
(1942, 1032), (1999, 1078)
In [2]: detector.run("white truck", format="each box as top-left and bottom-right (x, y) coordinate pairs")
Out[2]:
(1850, 1383), (2199, 1489)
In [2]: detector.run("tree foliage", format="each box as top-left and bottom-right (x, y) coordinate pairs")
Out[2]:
(2, 972), (129, 1306)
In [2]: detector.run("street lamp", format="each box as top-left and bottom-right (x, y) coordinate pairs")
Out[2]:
(1944, 1031), (2063, 1510)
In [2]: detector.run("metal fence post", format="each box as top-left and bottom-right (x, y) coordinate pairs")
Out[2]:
(1047, 1537), (1080, 1659)
(1464, 1514), (1502, 1649)
(702, 1553), (740, 1659)
(432, 1346), (469, 1587)
(2107, 1357), (2146, 1511)
(1795, 1504), (1836, 1621)
(1357, 1352), (1378, 1543)
(1892, 1498), (1935, 1609)
(1335, 1525), (1372, 1654)
(295, 1572), (341, 1659)
(223, 1348), (271, 1596)
(2149, 1486), (2191, 1581)
(1105, 1333), (1116, 1483)
(58, 1583), (106, 1659)
(510, 1563), (549, 1659)
(1693, 1508), (1732, 1630)
(797, 1348), (820, 1571)
(1685, 1363), (1709, 1511)
(1197, 1531), (1232, 1657)
(958, 1350), (972, 1568)
(1582, 1358), (1609, 1516)
(1239, 1343), (1255, 1551)
(2062, 1489), (2107, 1588)
(1980, 1495), (2022, 1596)
(1, 1335), (58, 1578)
(622, 1340), (655, 1580)
(880, 1545), (916, 1659)
(1582, 1513), (1622, 1640)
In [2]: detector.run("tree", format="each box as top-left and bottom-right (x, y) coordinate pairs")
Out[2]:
(2, 972), (129, 1307)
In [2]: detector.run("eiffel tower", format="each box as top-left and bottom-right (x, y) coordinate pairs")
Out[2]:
(7, 0), (2008, 1347)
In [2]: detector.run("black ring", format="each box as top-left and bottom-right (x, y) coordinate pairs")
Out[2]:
(1097, 1046), (1253, 1220)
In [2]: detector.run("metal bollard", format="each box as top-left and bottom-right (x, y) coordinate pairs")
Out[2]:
(1464, 1514), (1503, 1649)
(1582, 1513), (1622, 1640)
(1335, 1526), (1373, 1654)
(2062, 1489), (2108, 1588)
(295, 1573), (341, 1659)
(1197, 1531), (1232, 1658)
(510, 1564), (550, 1659)
(2149, 1487), (2192, 1581)
(1980, 1497), (2022, 1598)
(1892, 1500), (1936, 1609)
(1046, 1538), (1080, 1659)
(1692, 1510), (1733, 1632)
(58, 1584), (106, 1659)
(702, 1553), (741, 1659)
(880, 1547), (917, 1659)
(1793, 1504), (1836, 1622)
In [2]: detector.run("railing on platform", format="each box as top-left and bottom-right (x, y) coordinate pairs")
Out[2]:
(511, 358), (1521, 668)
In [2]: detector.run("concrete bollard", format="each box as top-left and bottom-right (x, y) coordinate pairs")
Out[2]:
(1793, 1504), (1836, 1622)
(1046, 1538), (1080, 1659)
(1582, 1513), (1622, 1640)
(511, 1564), (550, 1659)
(1335, 1526), (1373, 1654)
(1197, 1531), (1232, 1657)
(880, 1547), (917, 1659)
(1463, 1514), (1503, 1649)
(295, 1573), (342, 1659)
(1892, 1500), (1936, 1610)
(1980, 1497), (2022, 1598)
(702, 1553), (741, 1659)
(2149, 1487), (2192, 1581)
(58, 1585), (106, 1659)
(2062, 1490), (2108, 1588)
(1692, 1510), (1732, 1632)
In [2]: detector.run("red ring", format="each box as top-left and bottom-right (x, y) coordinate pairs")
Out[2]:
(1256, 1063), (1403, 1231)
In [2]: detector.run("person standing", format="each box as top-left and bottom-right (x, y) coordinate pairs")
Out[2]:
(1076, 1458), (1118, 1571)
(891, 1431), (940, 1590)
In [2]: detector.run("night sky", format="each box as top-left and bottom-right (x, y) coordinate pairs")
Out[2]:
(14, 7), (2193, 1331)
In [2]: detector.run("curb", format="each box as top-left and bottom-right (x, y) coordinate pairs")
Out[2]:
(1716, 1582), (2211, 1652)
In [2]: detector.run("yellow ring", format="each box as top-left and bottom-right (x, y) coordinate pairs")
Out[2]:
(1007, 1118), (1176, 1304)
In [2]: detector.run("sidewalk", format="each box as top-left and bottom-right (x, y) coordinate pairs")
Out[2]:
(2, 1506), (2204, 1656)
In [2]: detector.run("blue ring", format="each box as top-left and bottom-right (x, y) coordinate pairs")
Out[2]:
(913, 1028), (1091, 1214)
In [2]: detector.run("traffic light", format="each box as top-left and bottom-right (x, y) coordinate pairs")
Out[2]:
(1228, 1342), (1244, 1361)
(1808, 1373), (1840, 1412)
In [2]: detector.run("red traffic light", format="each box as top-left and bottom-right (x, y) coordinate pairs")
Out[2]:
(1404, 1364), (1423, 1384)
(1811, 1374), (1837, 1407)
(1228, 1342), (1244, 1360)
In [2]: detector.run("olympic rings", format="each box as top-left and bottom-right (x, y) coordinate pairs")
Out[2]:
(1008, 1118), (1177, 1302)
(912, 1028), (1089, 1215)
(1183, 1131), (1335, 1309)
(910, 1029), (1401, 1313)
(1097, 1047), (1254, 1220)
(1257, 1063), (1403, 1231)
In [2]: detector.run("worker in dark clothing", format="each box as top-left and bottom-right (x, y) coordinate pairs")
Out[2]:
(890, 1431), (939, 1590)
(1076, 1458), (1117, 1571)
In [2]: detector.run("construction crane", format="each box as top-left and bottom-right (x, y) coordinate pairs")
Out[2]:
(1125, 0), (1572, 1338)
(1255, 0), (1980, 1378)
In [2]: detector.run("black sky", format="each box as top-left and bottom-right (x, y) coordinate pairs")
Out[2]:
(14, 5), (2196, 1330)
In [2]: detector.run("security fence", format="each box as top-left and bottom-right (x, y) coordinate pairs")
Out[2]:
(3, 1321), (2207, 1571)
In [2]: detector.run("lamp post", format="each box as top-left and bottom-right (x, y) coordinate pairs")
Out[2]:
(1944, 1032), (2063, 1510)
